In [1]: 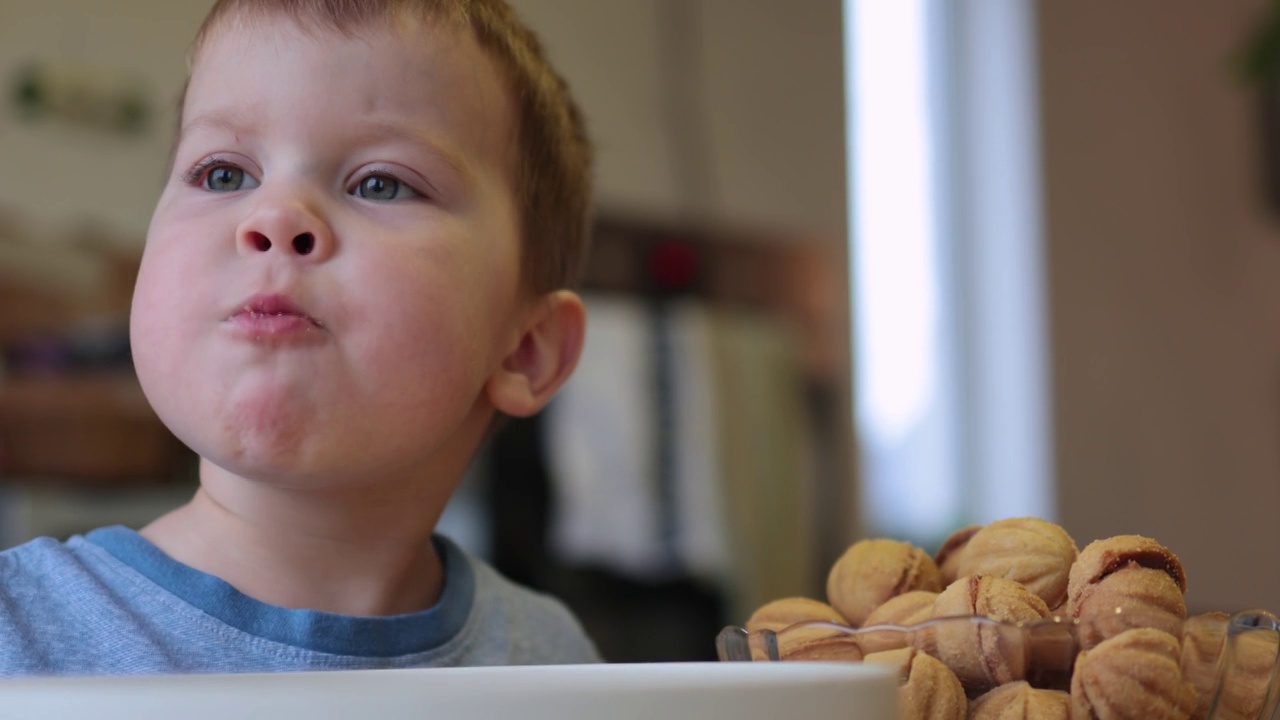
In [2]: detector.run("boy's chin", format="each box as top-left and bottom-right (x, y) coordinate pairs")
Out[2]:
(198, 452), (375, 492)
(187, 424), (362, 490)
(191, 424), (437, 493)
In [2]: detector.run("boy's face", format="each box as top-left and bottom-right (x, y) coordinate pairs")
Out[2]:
(132, 14), (525, 487)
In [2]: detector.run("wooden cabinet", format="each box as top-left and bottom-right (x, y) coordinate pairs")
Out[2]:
(0, 374), (188, 485)
(0, 237), (189, 486)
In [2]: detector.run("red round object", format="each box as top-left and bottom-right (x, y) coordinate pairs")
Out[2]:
(648, 239), (699, 290)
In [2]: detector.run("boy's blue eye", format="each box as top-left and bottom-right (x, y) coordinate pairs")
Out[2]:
(355, 174), (416, 201)
(205, 166), (249, 192)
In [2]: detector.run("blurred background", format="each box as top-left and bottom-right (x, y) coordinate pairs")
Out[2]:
(1, 0), (1278, 662)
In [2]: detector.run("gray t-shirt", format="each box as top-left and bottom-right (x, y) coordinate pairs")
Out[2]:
(0, 526), (599, 677)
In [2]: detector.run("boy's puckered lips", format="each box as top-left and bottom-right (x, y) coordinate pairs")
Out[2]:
(225, 292), (327, 338)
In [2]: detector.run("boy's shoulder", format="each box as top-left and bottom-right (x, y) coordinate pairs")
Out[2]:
(0, 534), (135, 676)
(0, 532), (153, 620)
(0, 531), (600, 674)
(459, 544), (601, 665)
(0, 534), (99, 594)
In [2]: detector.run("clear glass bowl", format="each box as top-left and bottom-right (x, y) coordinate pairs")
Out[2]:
(716, 608), (1280, 720)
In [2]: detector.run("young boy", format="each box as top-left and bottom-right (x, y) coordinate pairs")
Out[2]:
(0, 0), (598, 676)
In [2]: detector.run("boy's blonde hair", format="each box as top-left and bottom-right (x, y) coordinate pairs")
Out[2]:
(187, 0), (593, 296)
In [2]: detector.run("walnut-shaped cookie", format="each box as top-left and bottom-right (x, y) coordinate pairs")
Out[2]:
(1180, 612), (1228, 720)
(827, 539), (942, 627)
(864, 646), (965, 720)
(1185, 612), (1279, 720)
(747, 597), (848, 632)
(934, 525), (981, 585)
(969, 681), (1069, 720)
(930, 575), (1050, 689)
(948, 518), (1078, 609)
(745, 597), (860, 662)
(865, 590), (938, 628)
(859, 590), (938, 654)
(1067, 535), (1187, 648)
(1070, 627), (1196, 720)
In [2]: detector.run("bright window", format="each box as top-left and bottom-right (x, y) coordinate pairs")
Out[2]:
(846, 0), (1052, 546)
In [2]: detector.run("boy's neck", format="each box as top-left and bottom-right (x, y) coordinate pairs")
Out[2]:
(140, 462), (450, 617)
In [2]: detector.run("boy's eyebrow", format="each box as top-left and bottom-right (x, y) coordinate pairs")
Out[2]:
(179, 108), (262, 142)
(352, 117), (473, 183)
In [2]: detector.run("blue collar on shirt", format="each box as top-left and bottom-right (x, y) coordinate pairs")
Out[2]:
(84, 526), (475, 658)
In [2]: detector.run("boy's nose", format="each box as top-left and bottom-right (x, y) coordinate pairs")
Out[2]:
(236, 201), (334, 261)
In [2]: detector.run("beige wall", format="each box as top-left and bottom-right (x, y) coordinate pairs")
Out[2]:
(691, 0), (846, 241)
(1041, 0), (1280, 612)
(0, 1), (211, 241)
(510, 0), (847, 241)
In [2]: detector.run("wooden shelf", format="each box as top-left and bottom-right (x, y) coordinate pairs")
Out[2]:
(0, 374), (190, 486)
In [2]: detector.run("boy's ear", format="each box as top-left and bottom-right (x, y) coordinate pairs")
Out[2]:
(486, 290), (586, 418)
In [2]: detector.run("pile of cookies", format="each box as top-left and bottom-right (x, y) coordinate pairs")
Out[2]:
(743, 518), (1274, 720)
